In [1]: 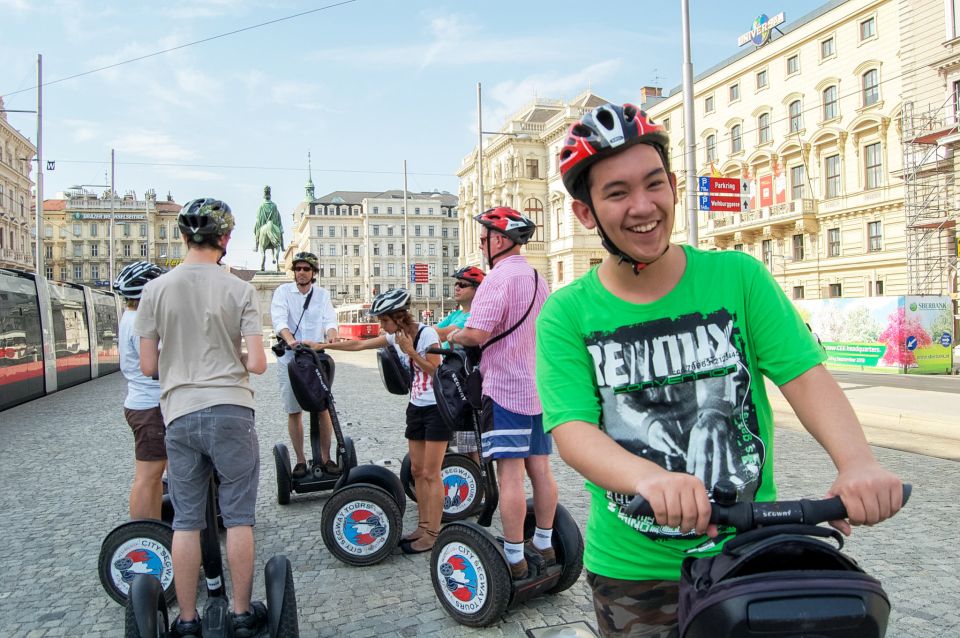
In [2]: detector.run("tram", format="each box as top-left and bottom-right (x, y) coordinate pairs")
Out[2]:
(336, 303), (380, 340)
(0, 267), (121, 412)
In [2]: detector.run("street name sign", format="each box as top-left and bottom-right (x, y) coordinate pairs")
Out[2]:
(698, 194), (750, 213)
(697, 176), (749, 194)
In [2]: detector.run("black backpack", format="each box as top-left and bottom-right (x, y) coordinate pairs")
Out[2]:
(376, 326), (425, 395)
(287, 347), (336, 413)
(678, 524), (890, 638)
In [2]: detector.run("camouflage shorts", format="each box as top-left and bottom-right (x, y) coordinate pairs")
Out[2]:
(586, 571), (679, 638)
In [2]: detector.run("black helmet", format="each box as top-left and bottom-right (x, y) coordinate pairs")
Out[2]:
(368, 288), (411, 316)
(292, 251), (319, 271)
(177, 198), (235, 242)
(113, 261), (164, 299)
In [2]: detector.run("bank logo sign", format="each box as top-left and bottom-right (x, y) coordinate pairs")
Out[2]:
(738, 12), (786, 47)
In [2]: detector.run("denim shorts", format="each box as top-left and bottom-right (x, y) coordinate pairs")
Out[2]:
(164, 405), (260, 530)
(479, 396), (552, 459)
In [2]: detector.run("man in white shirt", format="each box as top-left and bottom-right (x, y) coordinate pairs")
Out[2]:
(271, 251), (340, 477)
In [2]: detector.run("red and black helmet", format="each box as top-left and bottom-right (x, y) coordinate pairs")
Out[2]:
(452, 266), (485, 287)
(474, 207), (536, 245)
(559, 103), (670, 197)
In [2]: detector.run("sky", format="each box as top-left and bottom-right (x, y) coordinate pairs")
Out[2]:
(0, 0), (818, 270)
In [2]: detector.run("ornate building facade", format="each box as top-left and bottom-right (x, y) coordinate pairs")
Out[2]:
(0, 97), (37, 272)
(286, 174), (460, 319)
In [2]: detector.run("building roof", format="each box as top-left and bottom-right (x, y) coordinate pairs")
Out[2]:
(313, 189), (458, 207)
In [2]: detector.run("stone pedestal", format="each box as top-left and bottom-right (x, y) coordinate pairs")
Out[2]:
(250, 272), (289, 333)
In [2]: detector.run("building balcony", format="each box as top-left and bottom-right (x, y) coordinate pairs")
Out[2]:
(705, 198), (818, 240)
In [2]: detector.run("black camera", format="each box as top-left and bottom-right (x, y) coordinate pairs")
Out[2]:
(271, 337), (288, 357)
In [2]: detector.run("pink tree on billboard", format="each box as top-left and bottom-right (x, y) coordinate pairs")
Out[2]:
(878, 306), (931, 368)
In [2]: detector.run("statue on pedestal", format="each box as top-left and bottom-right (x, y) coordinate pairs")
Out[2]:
(254, 185), (284, 271)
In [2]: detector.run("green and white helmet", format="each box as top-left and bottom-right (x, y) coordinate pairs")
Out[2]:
(177, 198), (235, 242)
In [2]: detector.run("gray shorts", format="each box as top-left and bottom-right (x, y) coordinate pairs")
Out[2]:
(165, 405), (260, 530)
(277, 361), (302, 414)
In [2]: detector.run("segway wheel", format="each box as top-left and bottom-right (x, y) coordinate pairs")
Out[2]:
(431, 523), (511, 627)
(99, 520), (175, 606)
(265, 555), (300, 637)
(320, 484), (402, 566)
(400, 453), (416, 502)
(274, 442), (293, 505)
(124, 574), (170, 637)
(523, 500), (584, 595)
(439, 454), (485, 522)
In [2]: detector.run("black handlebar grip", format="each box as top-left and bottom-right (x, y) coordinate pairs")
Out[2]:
(622, 495), (653, 519)
(426, 346), (455, 356)
(798, 483), (912, 525)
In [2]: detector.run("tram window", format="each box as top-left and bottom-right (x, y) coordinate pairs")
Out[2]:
(92, 290), (120, 373)
(47, 282), (91, 388)
(0, 271), (45, 410)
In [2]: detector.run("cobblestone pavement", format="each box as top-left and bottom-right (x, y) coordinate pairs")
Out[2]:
(0, 350), (956, 637)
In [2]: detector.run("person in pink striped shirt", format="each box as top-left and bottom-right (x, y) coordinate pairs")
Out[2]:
(448, 207), (558, 580)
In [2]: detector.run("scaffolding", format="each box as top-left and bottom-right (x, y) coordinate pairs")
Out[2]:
(902, 97), (959, 296)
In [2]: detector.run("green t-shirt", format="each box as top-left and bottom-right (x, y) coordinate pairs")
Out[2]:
(437, 308), (469, 349)
(535, 246), (825, 581)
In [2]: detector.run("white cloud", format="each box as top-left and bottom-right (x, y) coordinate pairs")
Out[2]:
(61, 119), (101, 143)
(110, 130), (197, 163)
(0, 0), (32, 10)
(481, 60), (623, 128)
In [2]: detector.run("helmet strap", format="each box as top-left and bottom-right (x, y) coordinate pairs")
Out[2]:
(484, 230), (516, 269)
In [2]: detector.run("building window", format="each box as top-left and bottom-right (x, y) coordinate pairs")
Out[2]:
(159, 225), (166, 239)
(59, 266), (67, 280)
(45, 265), (54, 279)
(761, 239), (773, 268)
(557, 260), (564, 282)
(793, 286), (805, 300)
(821, 36), (835, 59)
(90, 223), (98, 237)
(442, 227), (448, 238)
(822, 85), (838, 120)
(387, 263), (395, 277)
(705, 95), (715, 113)
(824, 154), (841, 198)
(415, 207), (421, 215)
(318, 245), (325, 256)
(829, 283), (842, 298)
(862, 69), (879, 106)
(91, 264), (99, 280)
(789, 100), (803, 132)
(373, 263), (380, 276)
(74, 244), (82, 258)
(731, 125), (742, 153)
(414, 225), (421, 237)
(729, 83), (740, 102)
(859, 16), (876, 40)
(123, 223), (130, 237)
(45, 245), (53, 259)
(139, 223), (147, 237)
(428, 244), (436, 256)
(705, 135), (717, 163)
(756, 69), (768, 89)
(428, 225), (435, 237)
(868, 221), (882, 252)
(875, 280), (884, 295)
(385, 226), (393, 237)
(74, 223), (81, 237)
(353, 226), (359, 237)
(415, 243), (422, 256)
(864, 142), (883, 189)
(790, 165), (805, 200)
(123, 244), (132, 257)
(787, 54), (800, 75)
(734, 244), (744, 251)
(663, 117), (670, 132)
(387, 244), (395, 256)
(758, 113), (771, 144)
(429, 284), (437, 297)
(792, 234), (805, 260)
(526, 159), (539, 179)
(372, 225), (380, 237)
(140, 243), (147, 257)
(317, 226), (323, 237)
(828, 228), (841, 257)
(74, 265), (83, 280)
(372, 244), (380, 256)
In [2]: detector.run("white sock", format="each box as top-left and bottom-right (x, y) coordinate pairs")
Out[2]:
(504, 540), (525, 564)
(533, 527), (553, 551)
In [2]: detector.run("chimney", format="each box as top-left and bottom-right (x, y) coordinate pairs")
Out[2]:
(640, 86), (664, 108)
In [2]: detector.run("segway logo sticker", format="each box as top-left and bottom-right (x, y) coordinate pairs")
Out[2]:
(442, 467), (478, 514)
(333, 500), (389, 555)
(437, 543), (487, 612)
(111, 538), (174, 594)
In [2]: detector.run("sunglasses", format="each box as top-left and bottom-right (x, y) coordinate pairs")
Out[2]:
(293, 266), (313, 272)
(454, 282), (476, 289)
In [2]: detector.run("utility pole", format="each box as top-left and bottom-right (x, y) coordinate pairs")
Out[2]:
(681, 0), (698, 246)
(403, 160), (410, 288)
(35, 54), (43, 275)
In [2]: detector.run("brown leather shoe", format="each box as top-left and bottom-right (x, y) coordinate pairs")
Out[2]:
(526, 541), (556, 566)
(322, 459), (342, 476)
(509, 558), (528, 580)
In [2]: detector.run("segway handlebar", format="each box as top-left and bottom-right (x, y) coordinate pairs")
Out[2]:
(426, 345), (457, 357)
(623, 484), (911, 532)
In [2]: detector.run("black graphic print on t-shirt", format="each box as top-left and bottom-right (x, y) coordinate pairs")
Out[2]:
(585, 308), (764, 540)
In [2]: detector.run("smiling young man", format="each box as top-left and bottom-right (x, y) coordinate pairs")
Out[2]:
(534, 103), (903, 637)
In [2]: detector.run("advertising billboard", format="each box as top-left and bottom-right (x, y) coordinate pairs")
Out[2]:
(794, 296), (954, 374)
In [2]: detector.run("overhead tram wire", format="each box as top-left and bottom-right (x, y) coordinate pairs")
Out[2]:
(0, 0), (358, 98)
(50, 158), (456, 179)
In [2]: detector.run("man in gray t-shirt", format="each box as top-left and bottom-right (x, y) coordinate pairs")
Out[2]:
(135, 197), (268, 638)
